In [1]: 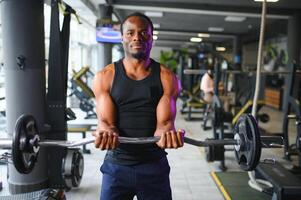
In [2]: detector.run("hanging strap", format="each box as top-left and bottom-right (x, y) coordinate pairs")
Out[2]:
(48, 0), (72, 102)
(61, 5), (71, 95)
(48, 0), (64, 102)
(47, 0), (72, 134)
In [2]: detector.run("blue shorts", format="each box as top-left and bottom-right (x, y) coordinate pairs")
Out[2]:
(100, 156), (172, 200)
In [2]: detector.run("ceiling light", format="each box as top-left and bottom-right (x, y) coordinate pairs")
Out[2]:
(144, 11), (163, 17)
(208, 27), (224, 32)
(225, 16), (246, 22)
(216, 47), (226, 52)
(153, 23), (160, 28)
(197, 33), (210, 38)
(190, 37), (202, 42)
(153, 30), (159, 35)
(254, 0), (279, 2)
(153, 35), (158, 40)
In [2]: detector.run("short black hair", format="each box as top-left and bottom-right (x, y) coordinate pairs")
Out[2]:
(120, 12), (154, 35)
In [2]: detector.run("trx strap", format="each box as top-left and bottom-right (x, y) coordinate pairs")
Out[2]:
(46, 0), (73, 188)
(48, 0), (71, 104)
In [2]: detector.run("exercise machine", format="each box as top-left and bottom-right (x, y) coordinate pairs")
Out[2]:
(1, 0), (84, 194)
(201, 62), (269, 170)
(254, 63), (301, 200)
(69, 67), (96, 119)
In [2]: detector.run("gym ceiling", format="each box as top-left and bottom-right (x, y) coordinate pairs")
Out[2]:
(64, 0), (301, 50)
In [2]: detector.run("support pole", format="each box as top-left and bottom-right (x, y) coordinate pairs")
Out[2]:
(1, 0), (48, 194)
(96, 4), (113, 71)
(233, 35), (242, 70)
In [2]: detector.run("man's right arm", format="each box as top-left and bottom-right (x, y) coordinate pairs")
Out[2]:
(92, 64), (119, 150)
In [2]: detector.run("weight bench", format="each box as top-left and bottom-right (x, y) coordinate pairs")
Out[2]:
(67, 124), (92, 154)
(256, 161), (301, 200)
(185, 100), (206, 121)
(180, 83), (206, 121)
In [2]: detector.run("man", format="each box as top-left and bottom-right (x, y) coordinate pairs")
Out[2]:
(200, 70), (214, 103)
(92, 12), (184, 200)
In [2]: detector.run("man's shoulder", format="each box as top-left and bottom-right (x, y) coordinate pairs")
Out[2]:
(93, 63), (116, 92)
(159, 64), (175, 77)
(94, 63), (115, 86)
(97, 63), (115, 78)
(158, 64), (179, 96)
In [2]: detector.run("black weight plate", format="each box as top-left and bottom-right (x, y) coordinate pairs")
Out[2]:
(233, 114), (261, 171)
(12, 114), (39, 174)
(71, 150), (84, 187)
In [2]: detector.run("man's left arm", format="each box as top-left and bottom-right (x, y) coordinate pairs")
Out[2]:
(155, 66), (184, 149)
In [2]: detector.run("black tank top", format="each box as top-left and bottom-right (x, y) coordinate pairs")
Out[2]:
(105, 58), (166, 165)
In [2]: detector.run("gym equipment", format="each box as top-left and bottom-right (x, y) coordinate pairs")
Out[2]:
(208, 98), (270, 170)
(179, 83), (206, 121)
(254, 63), (301, 200)
(256, 161), (301, 200)
(180, 58), (207, 121)
(185, 113), (262, 171)
(0, 188), (66, 200)
(69, 67), (96, 119)
(0, 112), (273, 174)
(205, 57), (268, 170)
(0, 114), (168, 174)
(281, 64), (301, 163)
(63, 148), (84, 190)
(183, 69), (301, 76)
(205, 139), (224, 162)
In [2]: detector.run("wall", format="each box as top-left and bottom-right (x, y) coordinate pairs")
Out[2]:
(151, 46), (173, 62)
(242, 36), (288, 70)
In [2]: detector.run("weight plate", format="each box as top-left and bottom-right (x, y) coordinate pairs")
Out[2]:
(63, 149), (84, 189)
(71, 151), (84, 187)
(233, 114), (261, 171)
(12, 114), (39, 174)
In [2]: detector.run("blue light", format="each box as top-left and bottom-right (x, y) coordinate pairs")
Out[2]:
(96, 27), (122, 43)
(198, 53), (205, 59)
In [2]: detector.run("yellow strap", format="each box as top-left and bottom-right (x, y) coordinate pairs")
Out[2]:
(211, 172), (232, 200)
(58, 1), (82, 24)
(58, 1), (65, 14)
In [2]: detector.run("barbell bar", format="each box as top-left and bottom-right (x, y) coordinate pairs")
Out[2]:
(0, 113), (262, 174)
(38, 136), (162, 147)
(183, 69), (301, 75)
(0, 133), (244, 148)
(0, 134), (162, 149)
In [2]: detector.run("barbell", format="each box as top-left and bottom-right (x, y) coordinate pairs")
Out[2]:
(0, 113), (265, 174)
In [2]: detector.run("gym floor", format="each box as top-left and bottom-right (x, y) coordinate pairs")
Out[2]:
(0, 103), (297, 199)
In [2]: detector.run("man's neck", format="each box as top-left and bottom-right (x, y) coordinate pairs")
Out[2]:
(123, 56), (151, 70)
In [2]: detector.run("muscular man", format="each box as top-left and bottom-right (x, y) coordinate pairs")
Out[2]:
(92, 12), (184, 200)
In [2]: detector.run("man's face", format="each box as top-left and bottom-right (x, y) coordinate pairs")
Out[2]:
(122, 16), (153, 59)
